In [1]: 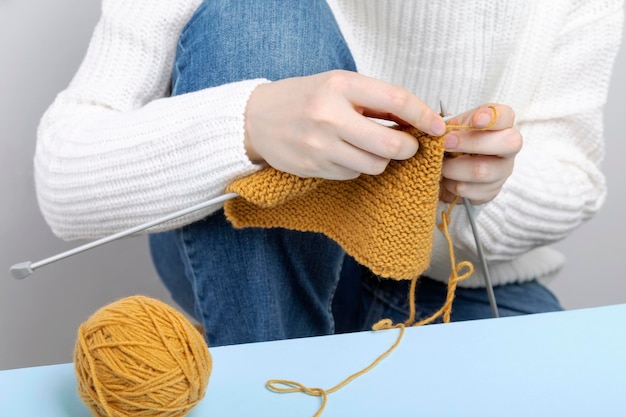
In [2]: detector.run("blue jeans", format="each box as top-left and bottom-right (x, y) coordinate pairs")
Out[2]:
(149, 0), (562, 347)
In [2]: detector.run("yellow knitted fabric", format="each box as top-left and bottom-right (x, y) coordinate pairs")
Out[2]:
(225, 126), (444, 280)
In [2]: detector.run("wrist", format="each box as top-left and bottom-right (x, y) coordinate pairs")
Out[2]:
(243, 83), (267, 164)
(243, 131), (263, 163)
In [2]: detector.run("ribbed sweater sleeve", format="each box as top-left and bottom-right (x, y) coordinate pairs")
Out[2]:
(34, 0), (266, 240)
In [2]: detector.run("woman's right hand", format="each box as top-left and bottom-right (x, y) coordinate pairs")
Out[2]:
(243, 70), (446, 180)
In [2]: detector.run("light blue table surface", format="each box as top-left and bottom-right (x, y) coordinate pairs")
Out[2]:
(1, 304), (625, 416)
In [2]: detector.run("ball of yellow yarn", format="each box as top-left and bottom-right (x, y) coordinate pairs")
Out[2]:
(74, 295), (212, 417)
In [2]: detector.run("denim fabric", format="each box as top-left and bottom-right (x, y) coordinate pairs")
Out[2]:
(150, 0), (357, 347)
(149, 0), (562, 347)
(172, 0), (356, 89)
(333, 257), (563, 333)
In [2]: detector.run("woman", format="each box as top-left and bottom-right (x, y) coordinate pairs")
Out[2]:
(35, 0), (624, 345)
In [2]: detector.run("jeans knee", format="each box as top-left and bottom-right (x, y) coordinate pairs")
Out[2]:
(173, 0), (356, 94)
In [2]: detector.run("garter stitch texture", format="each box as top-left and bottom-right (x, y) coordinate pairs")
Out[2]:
(226, 125), (450, 280)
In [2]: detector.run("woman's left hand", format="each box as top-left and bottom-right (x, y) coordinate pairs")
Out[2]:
(439, 104), (522, 205)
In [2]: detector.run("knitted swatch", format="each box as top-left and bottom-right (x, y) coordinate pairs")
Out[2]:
(225, 126), (445, 280)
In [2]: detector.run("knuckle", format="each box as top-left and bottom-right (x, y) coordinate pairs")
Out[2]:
(380, 131), (406, 158)
(387, 87), (411, 112)
(472, 160), (490, 181)
(322, 70), (352, 93)
(306, 72), (352, 123)
(451, 181), (466, 197)
(300, 132), (325, 155)
(304, 96), (333, 125)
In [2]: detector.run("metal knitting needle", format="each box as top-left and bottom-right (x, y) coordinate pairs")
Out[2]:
(463, 199), (499, 318)
(10, 192), (239, 280)
(440, 101), (499, 318)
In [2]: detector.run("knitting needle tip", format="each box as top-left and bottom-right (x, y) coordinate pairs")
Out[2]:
(10, 262), (33, 280)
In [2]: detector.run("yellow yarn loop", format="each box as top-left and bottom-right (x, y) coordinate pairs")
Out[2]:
(267, 324), (406, 417)
(74, 295), (212, 417)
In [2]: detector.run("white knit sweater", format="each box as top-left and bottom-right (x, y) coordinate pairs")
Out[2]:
(35, 0), (624, 287)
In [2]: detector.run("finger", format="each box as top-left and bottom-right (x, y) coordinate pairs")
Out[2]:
(330, 143), (392, 176)
(292, 130), (393, 179)
(336, 113), (420, 161)
(296, 154), (363, 180)
(447, 104), (516, 131)
(440, 178), (505, 205)
(333, 71), (447, 136)
(323, 164), (363, 181)
(441, 154), (514, 185)
(439, 186), (458, 204)
(444, 128), (522, 158)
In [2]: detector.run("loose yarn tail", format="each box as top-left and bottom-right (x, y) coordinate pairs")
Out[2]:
(267, 323), (405, 417)
(267, 198), (473, 417)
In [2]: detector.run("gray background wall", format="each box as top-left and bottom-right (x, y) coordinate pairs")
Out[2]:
(1, 1), (625, 370)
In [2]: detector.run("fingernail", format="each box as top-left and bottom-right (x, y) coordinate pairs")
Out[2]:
(476, 112), (491, 127)
(431, 118), (446, 136)
(444, 134), (458, 150)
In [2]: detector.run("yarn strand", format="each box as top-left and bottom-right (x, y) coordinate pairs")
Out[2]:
(412, 197), (474, 326)
(375, 197), (473, 329)
(266, 323), (405, 417)
(267, 199), (474, 416)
